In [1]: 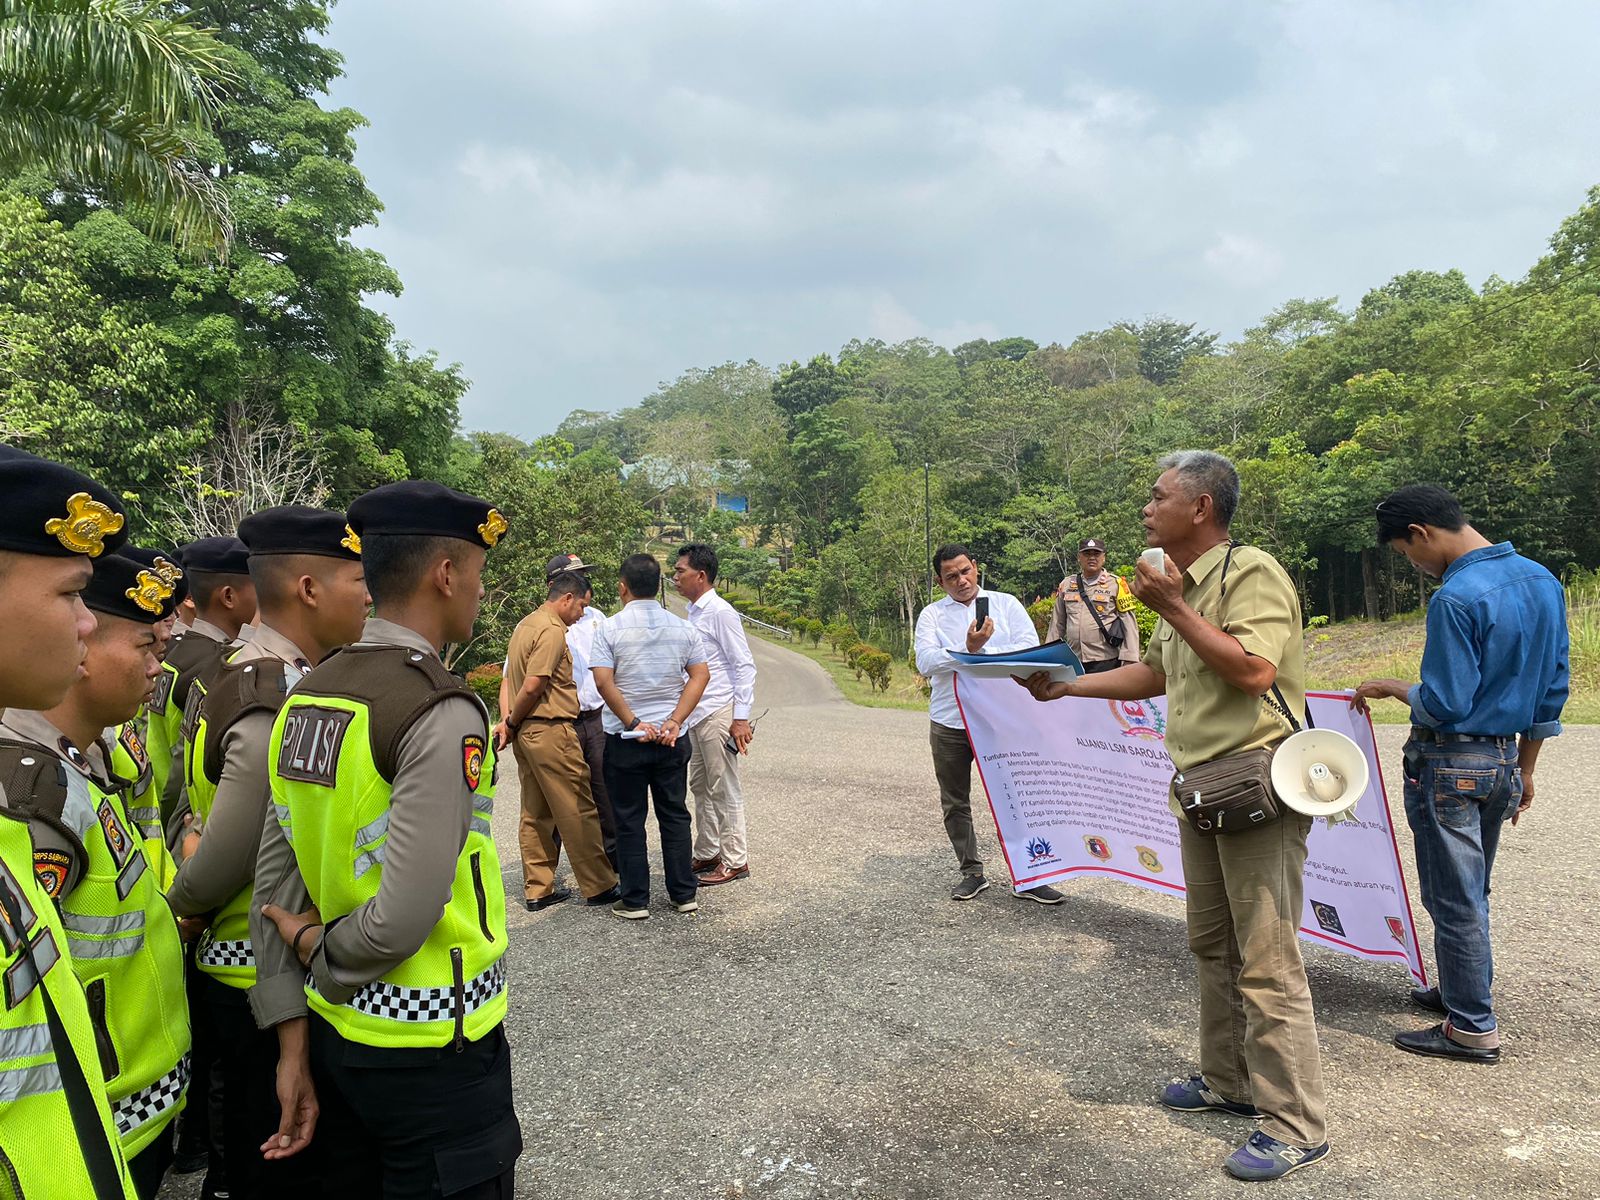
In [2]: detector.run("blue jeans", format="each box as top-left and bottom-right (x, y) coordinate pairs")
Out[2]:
(1402, 734), (1522, 1038)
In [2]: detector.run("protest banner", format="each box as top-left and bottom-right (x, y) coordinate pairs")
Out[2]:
(954, 675), (1427, 984)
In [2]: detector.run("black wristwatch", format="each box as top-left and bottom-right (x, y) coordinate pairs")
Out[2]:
(625, 717), (641, 732)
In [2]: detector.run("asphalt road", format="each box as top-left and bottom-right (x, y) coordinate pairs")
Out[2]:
(164, 631), (1600, 1199)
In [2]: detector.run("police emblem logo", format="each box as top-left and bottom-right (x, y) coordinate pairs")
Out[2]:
(45, 492), (126, 557)
(32, 849), (71, 899)
(341, 524), (362, 554)
(477, 509), (508, 549)
(1135, 845), (1163, 873)
(119, 722), (148, 768)
(152, 556), (183, 588)
(1311, 900), (1345, 938)
(126, 567), (173, 614)
(462, 735), (486, 791)
(1386, 916), (1406, 945)
(1082, 835), (1112, 862)
(98, 800), (132, 866)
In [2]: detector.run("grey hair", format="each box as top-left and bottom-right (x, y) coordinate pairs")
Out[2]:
(1156, 450), (1240, 528)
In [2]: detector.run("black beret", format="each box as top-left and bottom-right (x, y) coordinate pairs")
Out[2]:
(239, 506), (362, 561)
(182, 536), (251, 575)
(347, 481), (507, 550)
(83, 551), (180, 622)
(121, 545), (187, 608)
(0, 444), (129, 559)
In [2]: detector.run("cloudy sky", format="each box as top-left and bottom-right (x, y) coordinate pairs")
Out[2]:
(324, 0), (1600, 439)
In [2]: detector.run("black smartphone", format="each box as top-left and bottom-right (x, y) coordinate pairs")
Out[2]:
(974, 596), (989, 627)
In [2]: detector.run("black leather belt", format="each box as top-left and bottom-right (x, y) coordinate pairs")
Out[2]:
(1410, 727), (1514, 747)
(578, 708), (601, 721)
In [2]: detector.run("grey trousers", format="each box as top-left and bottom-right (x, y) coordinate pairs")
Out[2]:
(929, 721), (982, 876)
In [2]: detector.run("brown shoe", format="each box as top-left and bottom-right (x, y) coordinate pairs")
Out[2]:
(697, 862), (749, 886)
(691, 855), (722, 873)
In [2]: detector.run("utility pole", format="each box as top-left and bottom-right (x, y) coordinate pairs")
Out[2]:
(923, 460), (932, 595)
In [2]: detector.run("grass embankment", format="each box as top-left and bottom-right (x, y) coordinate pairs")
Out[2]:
(1306, 578), (1600, 724)
(743, 626), (929, 711)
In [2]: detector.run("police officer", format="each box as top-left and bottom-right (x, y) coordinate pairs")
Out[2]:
(0, 445), (140, 1199)
(149, 535), (257, 833)
(169, 507), (369, 1196)
(1046, 537), (1140, 673)
(255, 482), (523, 1197)
(113, 545), (186, 888)
(0, 547), (193, 1198)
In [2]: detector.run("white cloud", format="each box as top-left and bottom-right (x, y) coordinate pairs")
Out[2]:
(1203, 233), (1283, 287)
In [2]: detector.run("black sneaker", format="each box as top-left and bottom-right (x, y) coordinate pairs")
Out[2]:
(1014, 884), (1065, 905)
(951, 875), (989, 901)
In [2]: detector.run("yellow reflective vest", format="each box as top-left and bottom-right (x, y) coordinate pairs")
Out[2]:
(269, 646), (507, 1050)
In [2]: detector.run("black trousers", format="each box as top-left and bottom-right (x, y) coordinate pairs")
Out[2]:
(194, 973), (324, 1199)
(309, 1015), (522, 1199)
(127, 1119), (174, 1199)
(577, 710), (618, 867)
(603, 733), (696, 908)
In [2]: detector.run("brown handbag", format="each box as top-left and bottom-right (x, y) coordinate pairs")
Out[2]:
(1170, 542), (1306, 837)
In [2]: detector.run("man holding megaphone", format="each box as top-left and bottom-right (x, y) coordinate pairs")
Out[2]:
(1015, 450), (1330, 1183)
(1354, 485), (1569, 1066)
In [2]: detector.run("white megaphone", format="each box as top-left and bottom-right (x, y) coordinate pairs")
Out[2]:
(1270, 728), (1368, 819)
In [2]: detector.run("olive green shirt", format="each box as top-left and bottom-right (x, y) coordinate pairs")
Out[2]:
(1142, 541), (1306, 783)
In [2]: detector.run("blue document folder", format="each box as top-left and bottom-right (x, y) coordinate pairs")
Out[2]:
(949, 639), (1085, 678)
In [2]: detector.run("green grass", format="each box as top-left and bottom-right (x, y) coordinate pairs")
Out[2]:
(744, 627), (930, 711)
(1306, 582), (1600, 725)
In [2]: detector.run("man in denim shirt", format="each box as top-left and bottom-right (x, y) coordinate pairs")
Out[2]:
(1354, 485), (1568, 1064)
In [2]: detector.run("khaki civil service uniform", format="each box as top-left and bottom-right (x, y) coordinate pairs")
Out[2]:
(1143, 540), (1327, 1150)
(1046, 572), (1140, 668)
(507, 607), (617, 902)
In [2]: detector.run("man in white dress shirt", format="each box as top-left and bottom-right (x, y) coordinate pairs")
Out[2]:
(913, 544), (1064, 904)
(673, 544), (757, 886)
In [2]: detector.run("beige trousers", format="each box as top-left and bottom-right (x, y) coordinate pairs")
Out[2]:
(513, 721), (617, 900)
(688, 704), (748, 867)
(1178, 812), (1329, 1149)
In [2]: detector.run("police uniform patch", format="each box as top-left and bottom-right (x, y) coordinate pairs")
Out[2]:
(462, 736), (485, 791)
(32, 849), (71, 899)
(119, 722), (149, 769)
(277, 705), (354, 787)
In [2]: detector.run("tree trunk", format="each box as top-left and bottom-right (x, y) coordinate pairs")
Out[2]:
(1361, 549), (1379, 621)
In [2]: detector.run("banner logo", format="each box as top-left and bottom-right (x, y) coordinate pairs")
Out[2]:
(1108, 699), (1166, 740)
(1135, 845), (1163, 873)
(1311, 900), (1345, 937)
(1386, 916), (1406, 944)
(1025, 836), (1058, 866)
(1082, 835), (1112, 862)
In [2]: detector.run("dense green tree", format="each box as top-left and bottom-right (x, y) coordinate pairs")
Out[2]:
(1114, 316), (1217, 384)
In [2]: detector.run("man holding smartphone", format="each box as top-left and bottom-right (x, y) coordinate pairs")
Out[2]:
(913, 544), (1061, 904)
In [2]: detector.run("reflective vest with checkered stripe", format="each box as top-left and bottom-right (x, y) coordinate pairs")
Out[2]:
(109, 721), (176, 895)
(0, 810), (139, 1199)
(56, 766), (191, 1158)
(268, 652), (507, 1050)
(184, 650), (270, 990)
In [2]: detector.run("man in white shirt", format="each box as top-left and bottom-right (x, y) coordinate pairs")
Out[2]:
(913, 543), (1064, 905)
(673, 544), (757, 886)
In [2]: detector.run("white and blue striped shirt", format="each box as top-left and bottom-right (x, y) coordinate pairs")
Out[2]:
(589, 600), (708, 734)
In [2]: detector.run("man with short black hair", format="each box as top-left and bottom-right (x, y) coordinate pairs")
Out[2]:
(589, 553), (710, 920)
(1355, 484), (1568, 1064)
(501, 571), (619, 911)
(914, 544), (1059, 904)
(673, 542), (758, 887)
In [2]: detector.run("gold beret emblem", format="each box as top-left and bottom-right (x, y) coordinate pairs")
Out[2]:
(45, 492), (125, 558)
(477, 508), (508, 549)
(125, 569), (172, 615)
(151, 556), (183, 588)
(341, 524), (362, 554)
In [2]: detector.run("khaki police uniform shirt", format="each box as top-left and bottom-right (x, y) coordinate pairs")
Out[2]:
(1142, 542), (1306, 807)
(250, 617), (490, 1025)
(167, 623), (307, 920)
(1047, 572), (1140, 664)
(506, 606), (579, 721)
